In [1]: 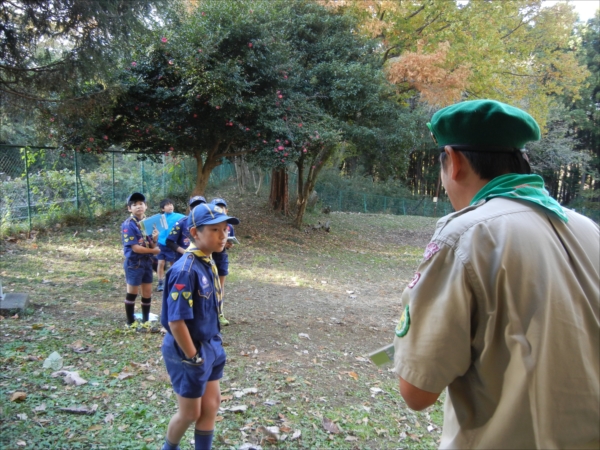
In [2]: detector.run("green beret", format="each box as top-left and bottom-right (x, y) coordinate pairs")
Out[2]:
(427, 99), (540, 150)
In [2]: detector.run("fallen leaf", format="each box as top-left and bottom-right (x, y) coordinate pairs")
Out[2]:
(117, 372), (135, 380)
(10, 392), (27, 402)
(51, 370), (87, 386)
(16, 441), (26, 447)
(104, 413), (114, 424)
(298, 333), (310, 340)
(33, 403), (47, 412)
(348, 371), (359, 381)
(322, 417), (341, 434)
(215, 416), (224, 422)
(88, 425), (102, 431)
(146, 375), (156, 381)
(345, 436), (358, 442)
(290, 430), (301, 440)
(221, 395), (233, 402)
(59, 404), (98, 415)
(17, 413), (28, 420)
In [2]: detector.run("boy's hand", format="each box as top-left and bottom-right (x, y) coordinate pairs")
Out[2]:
(152, 225), (159, 243)
(152, 247), (161, 255)
(225, 242), (233, 249)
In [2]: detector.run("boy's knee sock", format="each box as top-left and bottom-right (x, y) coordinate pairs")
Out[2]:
(141, 297), (151, 322)
(124, 294), (137, 324)
(194, 429), (214, 450)
(161, 437), (179, 450)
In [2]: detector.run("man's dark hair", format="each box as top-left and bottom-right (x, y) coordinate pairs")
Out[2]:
(440, 149), (529, 180)
(160, 198), (174, 210)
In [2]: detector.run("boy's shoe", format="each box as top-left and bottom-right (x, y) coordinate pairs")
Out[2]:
(156, 280), (164, 292)
(126, 321), (140, 331)
(218, 314), (230, 327)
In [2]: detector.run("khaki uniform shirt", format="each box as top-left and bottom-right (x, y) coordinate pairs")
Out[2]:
(393, 197), (600, 449)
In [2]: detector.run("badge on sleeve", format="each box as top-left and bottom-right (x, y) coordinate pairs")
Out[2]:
(171, 292), (179, 300)
(395, 305), (411, 337)
(407, 272), (421, 288)
(423, 243), (440, 261)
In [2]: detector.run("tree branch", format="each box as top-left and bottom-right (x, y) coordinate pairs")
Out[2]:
(382, 45), (401, 63)
(405, 5), (425, 20)
(415, 12), (442, 35)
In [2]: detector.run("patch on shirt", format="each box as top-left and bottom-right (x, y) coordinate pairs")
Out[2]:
(174, 284), (185, 291)
(407, 272), (421, 288)
(201, 276), (209, 287)
(171, 292), (179, 301)
(182, 292), (191, 299)
(423, 243), (440, 261)
(188, 299), (193, 308)
(395, 305), (411, 338)
(123, 233), (129, 238)
(183, 238), (190, 246)
(129, 237), (134, 241)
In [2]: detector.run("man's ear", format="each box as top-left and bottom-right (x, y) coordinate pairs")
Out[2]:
(444, 146), (465, 181)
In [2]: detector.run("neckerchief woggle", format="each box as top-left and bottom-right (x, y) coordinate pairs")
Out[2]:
(185, 244), (223, 314)
(470, 173), (568, 223)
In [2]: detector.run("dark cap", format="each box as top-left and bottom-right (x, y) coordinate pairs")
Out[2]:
(427, 99), (541, 150)
(127, 192), (146, 204)
(211, 198), (228, 208)
(190, 202), (240, 228)
(189, 196), (207, 208)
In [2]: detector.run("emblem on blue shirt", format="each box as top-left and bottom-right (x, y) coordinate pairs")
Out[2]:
(171, 292), (179, 300)
(201, 276), (209, 287)
(395, 305), (410, 338)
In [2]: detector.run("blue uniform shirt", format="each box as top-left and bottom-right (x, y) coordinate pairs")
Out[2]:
(166, 216), (192, 256)
(160, 253), (220, 343)
(121, 215), (153, 262)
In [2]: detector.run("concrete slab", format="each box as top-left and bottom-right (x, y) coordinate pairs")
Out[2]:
(0, 293), (31, 314)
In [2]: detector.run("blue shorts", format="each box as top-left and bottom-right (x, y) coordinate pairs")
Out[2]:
(161, 333), (226, 399)
(157, 243), (177, 262)
(124, 257), (153, 285)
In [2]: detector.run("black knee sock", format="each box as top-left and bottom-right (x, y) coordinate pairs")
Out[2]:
(124, 293), (137, 324)
(141, 297), (151, 322)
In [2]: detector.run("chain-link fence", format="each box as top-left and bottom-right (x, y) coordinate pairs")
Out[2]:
(3, 148), (596, 232)
(0, 148), (234, 232)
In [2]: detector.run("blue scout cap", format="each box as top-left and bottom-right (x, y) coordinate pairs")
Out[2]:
(127, 192), (146, 204)
(427, 99), (540, 151)
(189, 195), (207, 207)
(211, 198), (228, 208)
(190, 203), (240, 228)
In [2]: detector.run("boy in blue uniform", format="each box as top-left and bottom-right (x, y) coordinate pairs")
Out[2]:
(166, 196), (206, 262)
(210, 198), (236, 327)
(157, 198), (185, 292)
(120, 192), (160, 329)
(160, 202), (240, 450)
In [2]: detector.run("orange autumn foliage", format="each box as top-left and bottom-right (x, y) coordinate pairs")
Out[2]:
(386, 41), (471, 107)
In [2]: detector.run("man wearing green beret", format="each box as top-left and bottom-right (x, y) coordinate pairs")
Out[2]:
(392, 99), (599, 448)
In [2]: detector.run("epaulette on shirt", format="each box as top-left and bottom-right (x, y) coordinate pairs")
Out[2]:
(181, 254), (195, 273)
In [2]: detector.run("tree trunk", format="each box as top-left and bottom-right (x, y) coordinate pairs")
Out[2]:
(193, 145), (221, 195)
(255, 169), (263, 196)
(269, 168), (289, 215)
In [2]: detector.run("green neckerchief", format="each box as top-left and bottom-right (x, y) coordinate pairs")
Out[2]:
(185, 244), (223, 314)
(470, 173), (568, 223)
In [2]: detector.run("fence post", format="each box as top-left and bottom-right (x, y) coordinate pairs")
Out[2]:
(338, 190), (342, 211)
(162, 154), (166, 197)
(112, 152), (116, 210)
(384, 196), (387, 212)
(402, 200), (406, 215)
(24, 147), (32, 232)
(74, 150), (79, 211)
(363, 194), (367, 213)
(141, 160), (145, 194)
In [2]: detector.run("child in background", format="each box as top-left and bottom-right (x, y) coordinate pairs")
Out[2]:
(210, 198), (236, 327)
(157, 198), (185, 292)
(160, 202), (240, 450)
(120, 192), (160, 330)
(166, 196), (207, 261)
